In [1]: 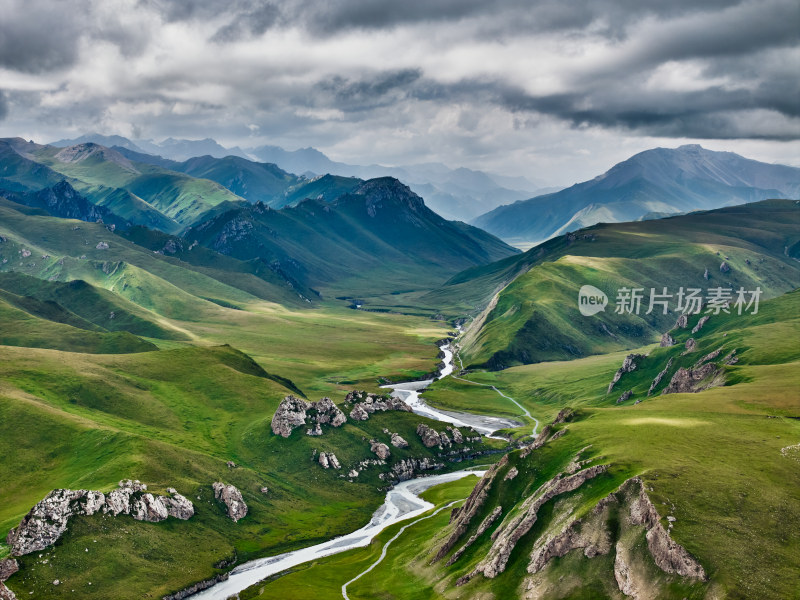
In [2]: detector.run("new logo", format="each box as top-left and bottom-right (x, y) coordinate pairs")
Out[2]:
(578, 285), (608, 316)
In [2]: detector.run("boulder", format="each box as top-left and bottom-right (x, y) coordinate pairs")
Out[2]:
(370, 441), (391, 460)
(0, 559), (18, 582)
(271, 396), (311, 438)
(607, 354), (645, 393)
(659, 332), (675, 347)
(447, 426), (464, 444)
(684, 337), (697, 353)
(344, 390), (412, 421)
(691, 315), (710, 334)
(674, 314), (688, 329)
(318, 452), (341, 469)
(212, 483), (247, 522)
(720, 261), (730, 273)
(389, 432), (409, 448)
(416, 423), (442, 448)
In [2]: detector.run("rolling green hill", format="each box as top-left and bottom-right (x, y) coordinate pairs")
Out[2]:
(448, 200), (800, 369)
(247, 289), (800, 600)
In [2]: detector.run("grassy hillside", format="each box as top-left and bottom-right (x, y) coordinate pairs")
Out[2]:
(244, 289), (800, 600)
(454, 200), (800, 368)
(192, 177), (519, 298)
(0, 342), (496, 599)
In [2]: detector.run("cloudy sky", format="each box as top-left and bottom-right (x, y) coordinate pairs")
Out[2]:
(1, 0), (798, 185)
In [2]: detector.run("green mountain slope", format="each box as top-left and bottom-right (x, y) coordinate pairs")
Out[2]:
(192, 177), (520, 297)
(254, 290), (800, 600)
(450, 200), (800, 368)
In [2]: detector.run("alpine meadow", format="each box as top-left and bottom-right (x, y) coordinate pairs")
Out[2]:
(0, 2), (798, 600)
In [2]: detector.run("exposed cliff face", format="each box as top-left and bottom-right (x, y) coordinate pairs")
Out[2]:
(662, 363), (721, 394)
(6, 480), (194, 556)
(608, 354), (646, 393)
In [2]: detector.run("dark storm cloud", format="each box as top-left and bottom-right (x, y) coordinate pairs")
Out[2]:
(0, 91), (8, 121)
(0, 0), (89, 73)
(314, 69), (423, 112)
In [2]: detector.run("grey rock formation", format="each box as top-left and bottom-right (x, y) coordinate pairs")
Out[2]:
(416, 423), (442, 448)
(674, 314), (688, 329)
(212, 482), (247, 522)
(0, 560), (17, 583)
(616, 390), (633, 404)
(662, 363), (720, 394)
(720, 261), (731, 273)
(608, 354), (645, 393)
(6, 481), (193, 555)
(648, 358), (674, 396)
(684, 337), (697, 353)
(459, 462), (609, 582)
(162, 573), (230, 600)
(446, 506), (503, 566)
(95, 241), (109, 250)
(447, 426), (464, 444)
(384, 457), (443, 482)
(504, 467), (519, 481)
(659, 332), (675, 347)
(271, 395), (347, 438)
(318, 452), (341, 470)
(370, 441), (391, 460)
(691, 315), (710, 334)
(389, 432), (409, 448)
(345, 390), (411, 421)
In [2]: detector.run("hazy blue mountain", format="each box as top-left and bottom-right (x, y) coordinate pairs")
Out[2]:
(51, 133), (150, 154)
(472, 145), (800, 246)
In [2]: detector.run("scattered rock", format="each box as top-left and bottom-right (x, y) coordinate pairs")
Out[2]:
(648, 358), (674, 396)
(703, 268), (710, 280)
(722, 349), (739, 365)
(447, 426), (464, 444)
(345, 390), (411, 421)
(389, 432), (408, 448)
(95, 241), (109, 250)
(691, 315), (710, 334)
(0, 559), (18, 582)
(6, 481), (193, 555)
(370, 441), (391, 460)
(271, 395), (347, 438)
(260, 487), (269, 495)
(504, 467), (519, 481)
(720, 261), (730, 273)
(662, 363), (721, 395)
(417, 423), (442, 448)
(384, 457), (443, 482)
(212, 483), (247, 522)
(659, 332), (675, 347)
(318, 452), (341, 470)
(226, 461), (237, 469)
(684, 337), (697, 353)
(608, 354), (645, 393)
(616, 390), (633, 404)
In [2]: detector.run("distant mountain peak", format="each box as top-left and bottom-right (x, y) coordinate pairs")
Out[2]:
(54, 143), (140, 173)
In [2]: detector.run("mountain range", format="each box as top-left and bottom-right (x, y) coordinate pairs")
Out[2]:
(472, 144), (800, 247)
(51, 133), (548, 221)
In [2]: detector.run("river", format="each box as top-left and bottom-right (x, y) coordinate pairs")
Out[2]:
(191, 341), (522, 599)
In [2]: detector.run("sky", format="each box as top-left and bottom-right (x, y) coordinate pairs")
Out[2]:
(1, 0), (798, 186)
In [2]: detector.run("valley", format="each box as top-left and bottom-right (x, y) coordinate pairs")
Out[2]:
(0, 137), (797, 600)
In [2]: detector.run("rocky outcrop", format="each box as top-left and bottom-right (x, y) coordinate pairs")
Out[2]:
(616, 390), (633, 404)
(608, 354), (645, 393)
(720, 261), (730, 273)
(212, 483), (247, 522)
(432, 456), (507, 564)
(683, 337), (697, 353)
(691, 315), (710, 334)
(674, 314), (688, 329)
(162, 573), (229, 600)
(695, 347), (722, 366)
(383, 457), (443, 482)
(370, 441), (391, 460)
(659, 332), (675, 347)
(447, 426), (464, 444)
(626, 478), (706, 580)
(271, 395), (346, 438)
(446, 506), (503, 566)
(7, 481), (194, 556)
(459, 462), (608, 582)
(345, 390), (411, 421)
(662, 363), (721, 395)
(416, 423), (454, 448)
(389, 432), (409, 448)
(318, 452), (341, 470)
(648, 358), (673, 396)
(0, 560), (17, 583)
